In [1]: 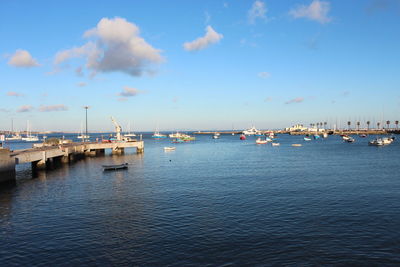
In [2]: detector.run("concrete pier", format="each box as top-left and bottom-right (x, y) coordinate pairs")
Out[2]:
(1, 140), (144, 184)
(0, 148), (16, 184)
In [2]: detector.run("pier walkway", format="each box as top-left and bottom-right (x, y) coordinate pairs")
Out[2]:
(0, 140), (144, 184)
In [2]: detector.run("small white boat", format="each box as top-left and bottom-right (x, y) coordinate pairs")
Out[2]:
(382, 137), (395, 145)
(271, 143), (280, 146)
(102, 163), (128, 171)
(169, 132), (184, 138)
(243, 126), (260, 135)
(370, 137), (395, 146)
(342, 135), (351, 141)
(213, 133), (220, 139)
(22, 136), (39, 142)
(344, 136), (355, 143)
(256, 138), (268, 144)
(6, 134), (22, 141)
(304, 136), (312, 141)
(164, 146), (176, 151)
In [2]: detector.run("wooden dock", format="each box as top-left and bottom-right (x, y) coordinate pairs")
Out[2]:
(0, 140), (144, 184)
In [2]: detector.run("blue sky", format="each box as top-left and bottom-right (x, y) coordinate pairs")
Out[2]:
(1, 0), (399, 132)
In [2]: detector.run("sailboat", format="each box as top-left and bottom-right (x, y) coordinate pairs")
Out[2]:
(124, 122), (136, 137)
(77, 122), (90, 139)
(152, 128), (167, 138)
(5, 119), (22, 141)
(22, 121), (39, 142)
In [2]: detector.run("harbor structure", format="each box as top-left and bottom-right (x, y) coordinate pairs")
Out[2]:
(0, 140), (144, 184)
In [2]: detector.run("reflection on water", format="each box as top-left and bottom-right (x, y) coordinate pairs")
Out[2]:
(1, 134), (400, 265)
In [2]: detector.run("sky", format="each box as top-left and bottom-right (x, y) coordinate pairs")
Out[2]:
(1, 0), (400, 132)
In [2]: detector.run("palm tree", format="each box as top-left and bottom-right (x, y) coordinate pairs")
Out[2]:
(347, 121), (351, 131)
(324, 122), (327, 129)
(386, 120), (390, 130)
(366, 121), (370, 131)
(356, 121), (360, 131)
(377, 122), (381, 130)
(396, 120), (399, 130)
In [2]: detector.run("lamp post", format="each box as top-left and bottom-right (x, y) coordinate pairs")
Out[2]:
(84, 106), (89, 142)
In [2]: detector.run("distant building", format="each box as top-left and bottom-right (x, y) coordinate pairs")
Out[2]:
(285, 124), (308, 132)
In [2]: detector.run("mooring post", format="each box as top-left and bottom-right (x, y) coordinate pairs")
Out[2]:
(136, 141), (144, 154)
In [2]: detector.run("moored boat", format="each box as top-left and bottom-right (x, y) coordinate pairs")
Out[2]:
(342, 135), (351, 141)
(344, 136), (355, 143)
(368, 136), (395, 146)
(369, 138), (384, 146)
(242, 126), (260, 135)
(255, 137), (268, 144)
(102, 163), (128, 171)
(164, 146), (176, 151)
(152, 131), (167, 138)
(172, 138), (185, 143)
(240, 134), (246, 140)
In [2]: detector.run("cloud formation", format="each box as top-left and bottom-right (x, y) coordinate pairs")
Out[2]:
(258, 72), (271, 78)
(248, 1), (267, 24)
(118, 86), (141, 97)
(289, 0), (331, 24)
(39, 104), (68, 112)
(7, 91), (24, 97)
(8, 49), (40, 68)
(55, 17), (164, 76)
(17, 105), (34, 113)
(183, 26), (223, 51)
(285, 97), (304, 104)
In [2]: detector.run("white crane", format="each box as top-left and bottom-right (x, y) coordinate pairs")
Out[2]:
(111, 116), (122, 141)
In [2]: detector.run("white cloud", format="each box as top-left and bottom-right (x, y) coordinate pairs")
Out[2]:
(258, 72), (271, 78)
(183, 26), (223, 51)
(289, 0), (331, 24)
(248, 1), (267, 24)
(118, 86), (141, 97)
(285, 97), (304, 104)
(54, 17), (164, 76)
(17, 105), (34, 113)
(39, 104), (68, 112)
(8, 49), (40, 68)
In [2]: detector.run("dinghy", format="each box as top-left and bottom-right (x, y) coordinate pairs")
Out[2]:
(102, 163), (128, 171)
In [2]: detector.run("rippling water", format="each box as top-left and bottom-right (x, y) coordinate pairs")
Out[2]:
(1, 134), (400, 265)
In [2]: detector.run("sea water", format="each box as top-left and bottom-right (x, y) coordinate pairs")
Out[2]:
(1, 134), (399, 265)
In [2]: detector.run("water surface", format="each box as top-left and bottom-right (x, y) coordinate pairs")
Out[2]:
(1, 134), (400, 265)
